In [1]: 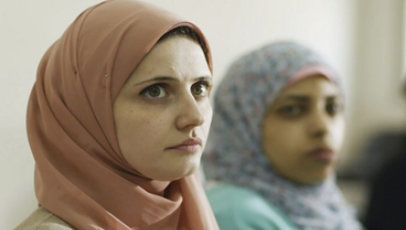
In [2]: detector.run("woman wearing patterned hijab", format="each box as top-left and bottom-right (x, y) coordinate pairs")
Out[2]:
(16, 0), (218, 229)
(203, 41), (363, 230)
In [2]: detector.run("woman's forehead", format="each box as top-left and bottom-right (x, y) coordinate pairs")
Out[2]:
(278, 76), (339, 98)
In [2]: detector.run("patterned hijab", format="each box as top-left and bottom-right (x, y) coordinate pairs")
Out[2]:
(203, 41), (362, 230)
(27, 0), (218, 229)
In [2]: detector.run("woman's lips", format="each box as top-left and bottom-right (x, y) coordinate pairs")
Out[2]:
(307, 148), (335, 162)
(167, 138), (202, 153)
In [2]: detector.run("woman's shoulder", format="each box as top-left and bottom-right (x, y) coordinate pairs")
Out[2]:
(206, 183), (297, 230)
(15, 207), (72, 230)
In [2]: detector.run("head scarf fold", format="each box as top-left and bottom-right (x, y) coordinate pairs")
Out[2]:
(27, 0), (218, 229)
(203, 41), (362, 230)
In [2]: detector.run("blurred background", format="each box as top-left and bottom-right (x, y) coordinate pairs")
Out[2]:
(1, 0), (406, 228)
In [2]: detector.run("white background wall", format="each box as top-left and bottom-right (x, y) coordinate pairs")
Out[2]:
(1, 0), (404, 228)
(345, 0), (406, 167)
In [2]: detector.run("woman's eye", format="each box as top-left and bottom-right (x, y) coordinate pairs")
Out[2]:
(140, 84), (167, 99)
(326, 102), (342, 115)
(278, 105), (303, 117)
(191, 81), (209, 97)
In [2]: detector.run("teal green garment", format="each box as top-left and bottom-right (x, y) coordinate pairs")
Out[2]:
(206, 184), (298, 230)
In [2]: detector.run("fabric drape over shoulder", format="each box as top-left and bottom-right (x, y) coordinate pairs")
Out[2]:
(27, 0), (217, 229)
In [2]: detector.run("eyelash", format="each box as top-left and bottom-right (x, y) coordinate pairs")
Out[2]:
(140, 83), (168, 99)
(277, 101), (343, 118)
(139, 80), (212, 100)
(192, 80), (211, 97)
(277, 105), (305, 118)
(326, 102), (343, 115)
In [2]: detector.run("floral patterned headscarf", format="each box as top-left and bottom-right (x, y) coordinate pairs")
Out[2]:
(203, 41), (362, 230)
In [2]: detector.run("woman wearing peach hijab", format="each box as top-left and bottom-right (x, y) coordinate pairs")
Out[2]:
(16, 0), (218, 229)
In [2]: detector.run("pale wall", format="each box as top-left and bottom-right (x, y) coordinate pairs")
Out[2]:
(343, 0), (406, 168)
(1, 0), (359, 228)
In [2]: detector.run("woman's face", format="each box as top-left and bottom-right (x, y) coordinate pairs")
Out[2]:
(114, 36), (212, 181)
(262, 75), (345, 184)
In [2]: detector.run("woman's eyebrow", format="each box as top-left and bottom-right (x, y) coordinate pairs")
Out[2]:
(132, 75), (212, 87)
(282, 93), (340, 102)
(194, 75), (212, 82)
(283, 95), (310, 102)
(326, 95), (340, 100)
(132, 76), (176, 86)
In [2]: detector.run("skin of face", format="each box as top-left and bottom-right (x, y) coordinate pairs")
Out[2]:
(113, 36), (213, 181)
(262, 75), (345, 184)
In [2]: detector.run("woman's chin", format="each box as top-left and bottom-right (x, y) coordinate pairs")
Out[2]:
(150, 165), (198, 181)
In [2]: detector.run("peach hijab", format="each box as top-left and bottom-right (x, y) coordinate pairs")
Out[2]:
(26, 0), (218, 229)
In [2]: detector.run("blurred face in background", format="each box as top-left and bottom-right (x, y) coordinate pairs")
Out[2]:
(114, 36), (213, 181)
(262, 75), (345, 184)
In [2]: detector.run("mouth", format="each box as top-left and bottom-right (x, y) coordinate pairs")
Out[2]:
(307, 147), (335, 163)
(167, 138), (202, 154)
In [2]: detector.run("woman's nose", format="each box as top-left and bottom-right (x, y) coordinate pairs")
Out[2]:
(308, 108), (329, 138)
(175, 94), (204, 131)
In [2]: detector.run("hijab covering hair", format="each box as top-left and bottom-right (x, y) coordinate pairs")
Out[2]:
(203, 41), (363, 230)
(27, 0), (218, 229)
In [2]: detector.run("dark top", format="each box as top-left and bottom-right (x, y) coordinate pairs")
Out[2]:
(364, 151), (406, 230)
